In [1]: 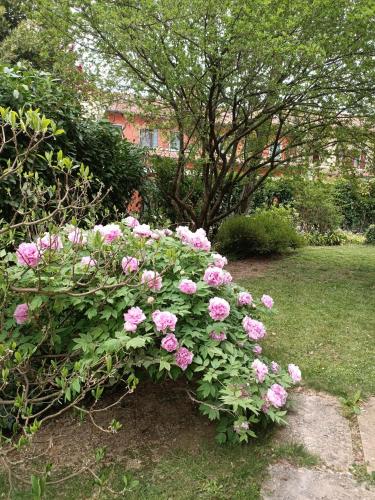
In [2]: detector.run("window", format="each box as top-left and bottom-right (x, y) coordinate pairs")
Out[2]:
(170, 132), (180, 151)
(140, 128), (158, 148)
(269, 142), (282, 158)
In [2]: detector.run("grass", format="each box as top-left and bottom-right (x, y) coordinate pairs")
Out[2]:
(0, 436), (317, 499)
(243, 245), (375, 397)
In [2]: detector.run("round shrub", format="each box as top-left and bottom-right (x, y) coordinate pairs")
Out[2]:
(365, 224), (375, 244)
(2, 219), (300, 444)
(216, 207), (303, 258)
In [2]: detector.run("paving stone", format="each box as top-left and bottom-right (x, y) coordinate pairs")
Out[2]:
(358, 397), (375, 473)
(276, 391), (353, 470)
(262, 464), (375, 500)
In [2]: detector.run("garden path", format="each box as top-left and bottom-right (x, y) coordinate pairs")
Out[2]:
(262, 390), (375, 499)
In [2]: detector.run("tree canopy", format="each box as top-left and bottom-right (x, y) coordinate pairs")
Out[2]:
(35, 0), (375, 229)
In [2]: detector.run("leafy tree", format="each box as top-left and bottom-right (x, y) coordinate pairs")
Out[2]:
(0, 64), (145, 222)
(35, 0), (375, 229)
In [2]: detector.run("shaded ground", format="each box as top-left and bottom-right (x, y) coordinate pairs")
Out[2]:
(227, 255), (282, 280)
(17, 380), (214, 470)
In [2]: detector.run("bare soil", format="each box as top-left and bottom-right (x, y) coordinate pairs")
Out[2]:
(13, 380), (215, 471)
(227, 256), (281, 280)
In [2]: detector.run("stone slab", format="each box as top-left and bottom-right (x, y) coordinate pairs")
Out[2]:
(276, 391), (353, 470)
(358, 397), (375, 473)
(262, 464), (375, 500)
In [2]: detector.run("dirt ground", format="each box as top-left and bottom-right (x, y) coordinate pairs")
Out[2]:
(227, 256), (280, 280)
(12, 380), (215, 471)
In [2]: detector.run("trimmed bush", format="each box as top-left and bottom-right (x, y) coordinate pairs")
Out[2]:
(365, 225), (375, 244)
(216, 207), (303, 257)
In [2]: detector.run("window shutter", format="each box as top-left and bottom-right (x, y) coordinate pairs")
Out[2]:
(152, 129), (158, 148)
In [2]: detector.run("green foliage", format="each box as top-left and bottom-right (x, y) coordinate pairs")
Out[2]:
(216, 207), (303, 258)
(142, 156), (204, 224)
(303, 230), (346, 247)
(365, 224), (375, 244)
(294, 182), (342, 234)
(339, 390), (362, 418)
(334, 179), (375, 232)
(0, 64), (145, 221)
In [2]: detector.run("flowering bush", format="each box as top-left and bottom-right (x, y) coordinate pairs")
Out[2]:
(1, 219), (301, 444)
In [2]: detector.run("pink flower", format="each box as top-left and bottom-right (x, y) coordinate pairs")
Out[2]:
(288, 364), (302, 383)
(271, 361), (280, 373)
(242, 316), (266, 340)
(68, 228), (87, 245)
(133, 224), (152, 238)
(101, 224), (123, 243)
(261, 294), (274, 309)
(152, 310), (178, 332)
(212, 253), (228, 268)
(176, 226), (192, 243)
(121, 256), (139, 274)
(178, 279), (197, 295)
(14, 303), (29, 324)
(38, 233), (63, 251)
(237, 292), (253, 306)
(161, 333), (179, 352)
(124, 321), (137, 332)
(210, 331), (227, 341)
(222, 271), (233, 285)
(252, 344), (262, 355)
(251, 359), (268, 383)
(124, 307), (146, 327)
(16, 242), (41, 267)
(267, 384), (288, 408)
(208, 297), (230, 321)
(141, 270), (162, 291)
(190, 231), (211, 252)
(124, 216), (140, 228)
(203, 266), (224, 287)
(80, 256), (97, 267)
(175, 347), (194, 370)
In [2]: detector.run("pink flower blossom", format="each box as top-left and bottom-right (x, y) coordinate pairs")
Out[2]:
(121, 256), (139, 274)
(208, 297), (230, 321)
(267, 384), (288, 408)
(242, 316), (266, 340)
(203, 266), (224, 287)
(14, 303), (29, 324)
(80, 256), (97, 267)
(68, 228), (87, 245)
(124, 216), (140, 228)
(161, 333), (179, 352)
(190, 231), (211, 252)
(210, 331), (227, 341)
(252, 344), (262, 355)
(176, 226), (192, 243)
(175, 347), (194, 370)
(16, 242), (41, 267)
(178, 279), (197, 295)
(124, 307), (146, 327)
(271, 361), (280, 373)
(251, 359), (268, 383)
(38, 233), (63, 251)
(261, 294), (274, 309)
(124, 321), (137, 332)
(133, 224), (152, 238)
(237, 292), (253, 306)
(222, 270), (233, 285)
(288, 364), (302, 383)
(212, 253), (228, 268)
(152, 310), (178, 332)
(100, 224), (123, 243)
(141, 270), (162, 291)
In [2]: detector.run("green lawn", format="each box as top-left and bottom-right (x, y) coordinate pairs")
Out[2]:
(243, 246), (375, 397)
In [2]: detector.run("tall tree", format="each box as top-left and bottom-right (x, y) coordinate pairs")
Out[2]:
(35, 0), (375, 229)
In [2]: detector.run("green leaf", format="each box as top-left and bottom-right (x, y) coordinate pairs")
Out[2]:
(159, 359), (171, 371)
